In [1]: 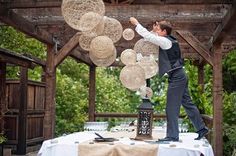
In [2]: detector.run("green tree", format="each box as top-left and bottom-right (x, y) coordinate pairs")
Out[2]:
(0, 26), (46, 81)
(55, 68), (88, 136)
(223, 50), (236, 92)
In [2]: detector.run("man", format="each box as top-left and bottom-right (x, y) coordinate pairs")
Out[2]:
(130, 17), (208, 141)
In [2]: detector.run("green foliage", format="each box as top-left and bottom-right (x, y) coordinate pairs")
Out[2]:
(223, 124), (236, 156)
(0, 26), (46, 81)
(223, 50), (236, 92)
(184, 61), (213, 115)
(223, 92), (236, 125)
(0, 26), (46, 59)
(55, 67), (88, 136)
(96, 67), (140, 113)
(151, 75), (168, 113)
(222, 50), (236, 156)
(55, 59), (90, 136)
(0, 134), (6, 144)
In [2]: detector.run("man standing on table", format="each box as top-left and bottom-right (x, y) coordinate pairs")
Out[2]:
(129, 17), (208, 141)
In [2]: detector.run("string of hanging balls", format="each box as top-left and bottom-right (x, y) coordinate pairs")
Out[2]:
(61, 0), (158, 99)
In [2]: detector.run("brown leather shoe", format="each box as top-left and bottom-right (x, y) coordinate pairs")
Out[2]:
(194, 127), (209, 140)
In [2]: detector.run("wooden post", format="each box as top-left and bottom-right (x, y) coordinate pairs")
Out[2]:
(212, 45), (223, 156)
(89, 66), (96, 121)
(17, 67), (28, 155)
(0, 62), (6, 134)
(198, 63), (205, 92)
(44, 45), (56, 139)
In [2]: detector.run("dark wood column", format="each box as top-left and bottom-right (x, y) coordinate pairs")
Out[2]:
(89, 65), (96, 121)
(44, 45), (56, 139)
(198, 63), (205, 92)
(0, 62), (6, 134)
(17, 67), (28, 155)
(212, 45), (223, 156)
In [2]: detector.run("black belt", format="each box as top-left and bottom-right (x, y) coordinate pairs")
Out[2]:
(167, 66), (183, 77)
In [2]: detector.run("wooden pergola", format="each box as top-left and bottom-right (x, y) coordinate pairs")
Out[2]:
(0, 0), (236, 155)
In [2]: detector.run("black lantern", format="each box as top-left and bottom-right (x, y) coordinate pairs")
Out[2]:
(135, 98), (154, 140)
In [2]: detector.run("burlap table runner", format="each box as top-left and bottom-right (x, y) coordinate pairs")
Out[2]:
(78, 142), (158, 156)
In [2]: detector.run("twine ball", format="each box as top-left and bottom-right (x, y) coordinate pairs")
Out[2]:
(89, 48), (117, 67)
(120, 49), (136, 66)
(141, 40), (159, 56)
(78, 12), (103, 32)
(139, 86), (153, 99)
(123, 28), (135, 40)
(61, 0), (105, 31)
(133, 39), (143, 53)
(102, 17), (123, 43)
(79, 33), (97, 51)
(84, 16), (105, 36)
(137, 56), (158, 79)
(119, 64), (146, 91)
(90, 36), (114, 59)
(134, 39), (159, 57)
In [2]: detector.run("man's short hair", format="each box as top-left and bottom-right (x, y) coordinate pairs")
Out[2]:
(159, 21), (172, 35)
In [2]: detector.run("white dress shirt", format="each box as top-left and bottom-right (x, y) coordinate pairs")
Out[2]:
(135, 24), (172, 50)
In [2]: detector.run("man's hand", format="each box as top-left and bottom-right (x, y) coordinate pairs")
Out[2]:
(129, 17), (139, 26)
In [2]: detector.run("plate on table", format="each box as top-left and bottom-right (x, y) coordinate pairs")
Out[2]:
(94, 137), (119, 142)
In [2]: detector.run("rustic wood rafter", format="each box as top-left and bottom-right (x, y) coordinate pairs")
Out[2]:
(176, 30), (213, 66)
(0, 6), (54, 45)
(54, 32), (82, 67)
(207, 3), (236, 48)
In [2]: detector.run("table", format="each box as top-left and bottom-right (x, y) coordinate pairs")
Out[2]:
(38, 131), (214, 156)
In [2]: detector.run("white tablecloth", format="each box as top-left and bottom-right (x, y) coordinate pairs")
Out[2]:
(38, 132), (214, 156)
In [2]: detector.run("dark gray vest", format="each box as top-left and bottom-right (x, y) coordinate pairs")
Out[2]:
(158, 35), (184, 77)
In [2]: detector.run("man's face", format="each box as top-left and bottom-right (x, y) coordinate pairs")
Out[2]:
(153, 22), (166, 36)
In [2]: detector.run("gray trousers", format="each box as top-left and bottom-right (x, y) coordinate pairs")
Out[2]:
(166, 68), (205, 139)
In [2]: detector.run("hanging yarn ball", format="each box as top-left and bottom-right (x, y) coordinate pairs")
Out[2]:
(84, 16), (105, 36)
(119, 64), (146, 91)
(61, 0), (105, 31)
(134, 39), (159, 58)
(78, 12), (103, 32)
(137, 56), (158, 79)
(90, 36), (115, 59)
(89, 48), (117, 67)
(122, 28), (135, 40)
(79, 33), (97, 51)
(120, 49), (136, 65)
(139, 86), (153, 99)
(102, 17), (123, 43)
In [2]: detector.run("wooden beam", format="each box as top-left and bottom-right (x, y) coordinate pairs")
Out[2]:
(207, 4), (235, 48)
(22, 54), (46, 67)
(1, 0), (61, 9)
(105, 4), (227, 23)
(2, 0), (233, 9)
(0, 48), (36, 68)
(197, 62), (205, 92)
(176, 30), (213, 66)
(70, 51), (93, 66)
(55, 32), (81, 67)
(14, 4), (227, 24)
(44, 45), (56, 139)
(132, 0), (233, 4)
(88, 66), (96, 121)
(0, 6), (54, 45)
(0, 62), (6, 134)
(212, 45), (223, 156)
(17, 67), (28, 155)
(213, 1), (236, 45)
